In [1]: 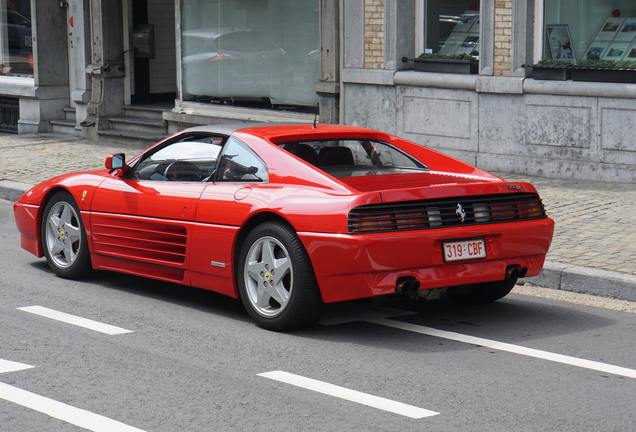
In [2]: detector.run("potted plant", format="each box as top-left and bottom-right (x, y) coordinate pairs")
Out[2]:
(530, 51), (636, 83)
(414, 53), (479, 74)
(569, 58), (636, 83)
(530, 60), (573, 80)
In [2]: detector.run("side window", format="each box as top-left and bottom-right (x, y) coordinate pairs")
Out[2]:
(131, 134), (224, 181)
(216, 137), (268, 182)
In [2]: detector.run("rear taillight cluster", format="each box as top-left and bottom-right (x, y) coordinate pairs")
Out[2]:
(348, 193), (547, 234)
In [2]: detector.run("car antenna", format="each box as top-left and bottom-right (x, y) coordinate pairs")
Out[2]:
(312, 105), (318, 129)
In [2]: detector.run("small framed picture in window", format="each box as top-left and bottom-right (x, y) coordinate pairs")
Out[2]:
(603, 42), (630, 60)
(595, 17), (624, 41)
(615, 19), (636, 42)
(546, 25), (576, 63)
(584, 42), (608, 60)
(625, 44), (636, 59)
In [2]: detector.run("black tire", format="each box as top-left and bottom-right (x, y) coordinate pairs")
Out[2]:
(445, 278), (517, 304)
(41, 191), (92, 279)
(237, 221), (324, 331)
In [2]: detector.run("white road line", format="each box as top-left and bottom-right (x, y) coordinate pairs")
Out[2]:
(0, 359), (34, 374)
(368, 317), (636, 380)
(17, 306), (133, 335)
(0, 382), (145, 432)
(258, 371), (439, 419)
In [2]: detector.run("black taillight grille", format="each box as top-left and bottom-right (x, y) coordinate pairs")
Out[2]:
(348, 193), (547, 234)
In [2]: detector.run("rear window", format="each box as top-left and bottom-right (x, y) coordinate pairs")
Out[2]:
(278, 139), (428, 178)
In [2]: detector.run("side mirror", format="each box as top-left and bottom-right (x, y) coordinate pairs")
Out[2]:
(105, 153), (127, 176)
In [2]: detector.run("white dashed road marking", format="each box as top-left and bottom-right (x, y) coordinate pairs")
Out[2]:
(367, 317), (636, 380)
(321, 304), (636, 380)
(0, 359), (34, 374)
(0, 382), (146, 432)
(258, 370), (440, 419)
(17, 306), (133, 335)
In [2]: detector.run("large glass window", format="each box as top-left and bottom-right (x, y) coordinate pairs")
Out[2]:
(180, 0), (319, 111)
(417, 0), (480, 57)
(543, 1), (636, 63)
(0, 0), (32, 77)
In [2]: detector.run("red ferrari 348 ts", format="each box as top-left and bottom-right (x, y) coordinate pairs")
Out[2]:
(14, 123), (554, 330)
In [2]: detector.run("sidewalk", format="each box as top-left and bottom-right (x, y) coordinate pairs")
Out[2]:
(1, 133), (634, 301)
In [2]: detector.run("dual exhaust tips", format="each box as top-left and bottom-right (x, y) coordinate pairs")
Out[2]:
(394, 265), (528, 295)
(395, 276), (420, 295)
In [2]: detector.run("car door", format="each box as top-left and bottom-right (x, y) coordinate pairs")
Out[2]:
(188, 136), (270, 296)
(89, 133), (225, 282)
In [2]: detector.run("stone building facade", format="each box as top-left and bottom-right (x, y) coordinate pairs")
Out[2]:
(341, 0), (635, 183)
(0, 0), (633, 182)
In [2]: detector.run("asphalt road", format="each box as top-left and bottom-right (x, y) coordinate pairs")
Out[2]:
(1, 199), (635, 432)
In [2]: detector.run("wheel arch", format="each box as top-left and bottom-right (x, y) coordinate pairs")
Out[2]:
(39, 187), (93, 279)
(232, 211), (322, 301)
(32, 186), (77, 257)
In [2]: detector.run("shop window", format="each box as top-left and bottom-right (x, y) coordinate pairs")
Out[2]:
(0, 1), (32, 77)
(180, 0), (319, 112)
(542, 0), (636, 64)
(416, 0), (480, 58)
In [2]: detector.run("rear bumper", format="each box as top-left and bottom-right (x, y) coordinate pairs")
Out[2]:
(299, 218), (554, 303)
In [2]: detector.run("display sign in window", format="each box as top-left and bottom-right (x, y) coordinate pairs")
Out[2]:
(0, 1), (33, 77)
(180, 0), (319, 111)
(543, 0), (636, 65)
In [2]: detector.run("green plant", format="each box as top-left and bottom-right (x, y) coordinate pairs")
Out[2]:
(537, 58), (636, 68)
(417, 53), (477, 61)
(585, 51), (601, 61)
(537, 59), (573, 66)
(579, 59), (636, 67)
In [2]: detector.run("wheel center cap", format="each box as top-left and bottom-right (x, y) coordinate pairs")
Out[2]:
(59, 231), (66, 239)
(264, 272), (271, 281)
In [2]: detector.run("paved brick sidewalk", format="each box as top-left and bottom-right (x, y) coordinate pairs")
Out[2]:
(498, 173), (636, 275)
(1, 134), (634, 277)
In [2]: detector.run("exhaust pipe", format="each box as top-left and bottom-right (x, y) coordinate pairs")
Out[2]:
(505, 265), (528, 282)
(395, 276), (420, 294)
(506, 265), (520, 281)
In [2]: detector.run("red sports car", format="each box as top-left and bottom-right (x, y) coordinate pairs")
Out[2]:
(14, 124), (554, 330)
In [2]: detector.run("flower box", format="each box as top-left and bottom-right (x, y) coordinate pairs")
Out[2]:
(528, 63), (636, 83)
(414, 58), (479, 74)
(569, 66), (636, 83)
(530, 65), (571, 81)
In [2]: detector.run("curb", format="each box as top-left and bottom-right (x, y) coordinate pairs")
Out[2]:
(525, 261), (636, 302)
(2, 179), (635, 302)
(0, 180), (30, 203)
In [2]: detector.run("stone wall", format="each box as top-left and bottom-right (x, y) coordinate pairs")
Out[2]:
(342, 71), (636, 183)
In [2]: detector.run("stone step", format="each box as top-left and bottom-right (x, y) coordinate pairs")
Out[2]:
(107, 116), (167, 134)
(123, 104), (169, 120)
(97, 128), (167, 148)
(50, 119), (81, 136)
(64, 107), (76, 121)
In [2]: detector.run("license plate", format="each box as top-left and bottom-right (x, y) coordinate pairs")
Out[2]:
(443, 239), (486, 262)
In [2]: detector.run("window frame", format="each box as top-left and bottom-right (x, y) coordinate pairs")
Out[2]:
(127, 132), (228, 182)
(414, 0), (494, 76)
